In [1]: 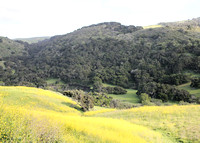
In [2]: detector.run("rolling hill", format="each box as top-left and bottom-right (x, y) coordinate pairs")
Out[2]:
(0, 86), (174, 143)
(0, 86), (199, 142)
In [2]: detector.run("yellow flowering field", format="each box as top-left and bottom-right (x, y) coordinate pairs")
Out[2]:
(0, 86), (172, 143)
(94, 105), (200, 143)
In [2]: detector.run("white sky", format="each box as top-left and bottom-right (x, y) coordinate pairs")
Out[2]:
(0, 0), (200, 39)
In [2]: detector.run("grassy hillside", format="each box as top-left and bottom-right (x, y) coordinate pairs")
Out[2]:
(178, 82), (200, 97)
(0, 37), (26, 58)
(103, 83), (140, 104)
(93, 105), (200, 143)
(0, 86), (172, 143)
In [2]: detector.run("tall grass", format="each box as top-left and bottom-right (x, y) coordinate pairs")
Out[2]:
(0, 86), (171, 143)
(95, 105), (200, 142)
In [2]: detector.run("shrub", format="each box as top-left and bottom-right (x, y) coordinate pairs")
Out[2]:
(103, 86), (127, 94)
(190, 78), (200, 88)
(179, 101), (190, 105)
(151, 98), (162, 106)
(139, 93), (151, 105)
(63, 90), (94, 111)
(109, 99), (136, 109)
(89, 92), (113, 107)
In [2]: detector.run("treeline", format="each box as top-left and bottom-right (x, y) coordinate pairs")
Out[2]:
(190, 78), (200, 88)
(1, 22), (200, 103)
(63, 90), (134, 111)
(137, 82), (191, 102)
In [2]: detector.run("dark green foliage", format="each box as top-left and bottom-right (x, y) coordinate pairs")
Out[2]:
(161, 74), (190, 85)
(89, 92), (113, 107)
(63, 90), (94, 111)
(150, 98), (162, 106)
(190, 78), (200, 88)
(137, 82), (191, 102)
(109, 99), (137, 109)
(139, 93), (151, 105)
(92, 77), (103, 92)
(0, 21), (200, 105)
(103, 86), (127, 94)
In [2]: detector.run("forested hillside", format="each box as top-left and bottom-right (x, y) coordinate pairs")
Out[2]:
(1, 18), (200, 103)
(0, 36), (27, 58)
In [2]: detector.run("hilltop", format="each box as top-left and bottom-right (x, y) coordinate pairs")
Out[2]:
(0, 18), (200, 104)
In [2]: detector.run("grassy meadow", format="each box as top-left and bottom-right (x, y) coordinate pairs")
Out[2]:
(0, 86), (200, 142)
(103, 83), (140, 104)
(178, 82), (200, 97)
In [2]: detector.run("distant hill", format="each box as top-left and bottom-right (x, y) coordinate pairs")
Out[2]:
(0, 36), (27, 58)
(15, 36), (50, 44)
(159, 17), (200, 32)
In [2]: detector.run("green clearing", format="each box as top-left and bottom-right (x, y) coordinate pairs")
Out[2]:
(46, 78), (66, 85)
(183, 71), (200, 78)
(108, 89), (140, 104)
(178, 82), (200, 97)
(102, 83), (140, 104)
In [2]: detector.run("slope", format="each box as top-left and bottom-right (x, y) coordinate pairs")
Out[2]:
(91, 105), (200, 143)
(6, 22), (200, 89)
(0, 86), (172, 142)
(0, 37), (27, 58)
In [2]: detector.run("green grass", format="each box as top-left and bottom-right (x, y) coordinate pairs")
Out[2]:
(46, 78), (65, 85)
(102, 83), (140, 104)
(102, 83), (116, 87)
(108, 89), (140, 104)
(183, 71), (200, 78)
(178, 82), (200, 97)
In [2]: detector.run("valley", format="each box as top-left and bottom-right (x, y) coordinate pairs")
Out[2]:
(0, 17), (200, 142)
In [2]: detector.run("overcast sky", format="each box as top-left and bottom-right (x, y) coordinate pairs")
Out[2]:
(0, 0), (200, 39)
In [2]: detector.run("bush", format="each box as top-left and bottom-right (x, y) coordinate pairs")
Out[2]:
(139, 93), (151, 105)
(63, 90), (94, 111)
(179, 101), (190, 105)
(151, 98), (162, 106)
(137, 82), (191, 102)
(109, 99), (136, 109)
(89, 92), (113, 107)
(190, 78), (200, 88)
(103, 86), (127, 94)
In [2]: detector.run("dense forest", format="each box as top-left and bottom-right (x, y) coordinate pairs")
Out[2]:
(1, 18), (200, 103)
